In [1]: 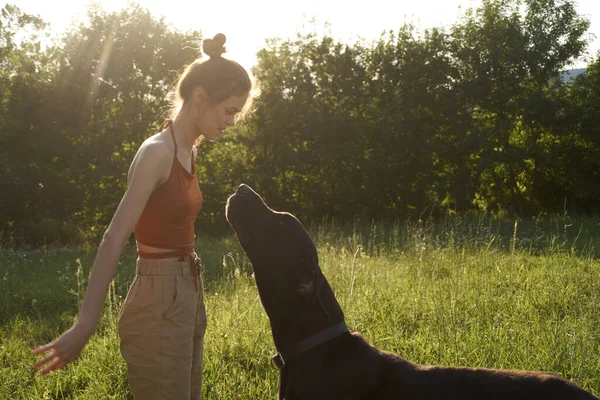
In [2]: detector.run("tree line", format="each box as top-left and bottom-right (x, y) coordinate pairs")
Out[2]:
(1, 0), (599, 245)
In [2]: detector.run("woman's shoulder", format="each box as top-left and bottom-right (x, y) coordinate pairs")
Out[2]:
(143, 128), (173, 149)
(138, 130), (174, 160)
(128, 130), (174, 184)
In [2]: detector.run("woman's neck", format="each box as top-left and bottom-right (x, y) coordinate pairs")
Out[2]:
(171, 113), (200, 152)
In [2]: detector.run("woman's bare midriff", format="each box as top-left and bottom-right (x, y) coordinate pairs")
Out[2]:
(136, 241), (195, 261)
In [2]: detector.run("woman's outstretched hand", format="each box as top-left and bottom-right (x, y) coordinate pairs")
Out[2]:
(32, 324), (92, 376)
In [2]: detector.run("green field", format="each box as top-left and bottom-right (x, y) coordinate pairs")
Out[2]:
(1, 215), (599, 399)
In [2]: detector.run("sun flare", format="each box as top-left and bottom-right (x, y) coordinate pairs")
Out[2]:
(6, 0), (599, 69)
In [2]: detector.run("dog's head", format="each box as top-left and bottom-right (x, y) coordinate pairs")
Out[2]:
(225, 184), (344, 349)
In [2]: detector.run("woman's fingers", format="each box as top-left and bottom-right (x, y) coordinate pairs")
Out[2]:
(33, 340), (70, 374)
(35, 347), (70, 376)
(33, 326), (90, 376)
(32, 342), (54, 356)
(34, 349), (58, 369)
(39, 356), (65, 376)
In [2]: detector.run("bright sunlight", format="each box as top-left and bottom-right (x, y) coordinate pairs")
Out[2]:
(6, 0), (600, 69)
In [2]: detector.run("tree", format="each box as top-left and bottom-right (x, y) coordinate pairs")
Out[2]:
(561, 53), (600, 212)
(0, 4), (202, 243)
(0, 5), (70, 242)
(241, 33), (372, 220)
(450, 0), (590, 215)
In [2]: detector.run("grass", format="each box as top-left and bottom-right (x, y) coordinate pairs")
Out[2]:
(1, 214), (599, 399)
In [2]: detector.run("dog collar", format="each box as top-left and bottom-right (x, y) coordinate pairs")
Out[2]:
(271, 321), (348, 370)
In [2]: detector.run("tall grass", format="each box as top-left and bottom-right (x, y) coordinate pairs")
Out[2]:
(1, 214), (599, 399)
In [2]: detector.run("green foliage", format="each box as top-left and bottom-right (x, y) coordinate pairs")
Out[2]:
(0, 4), (201, 244)
(1, 0), (599, 245)
(449, 0), (591, 215)
(562, 55), (600, 211)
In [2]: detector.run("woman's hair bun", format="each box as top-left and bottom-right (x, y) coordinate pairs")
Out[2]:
(203, 33), (227, 58)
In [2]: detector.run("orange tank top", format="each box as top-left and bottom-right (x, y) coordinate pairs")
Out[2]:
(134, 123), (203, 247)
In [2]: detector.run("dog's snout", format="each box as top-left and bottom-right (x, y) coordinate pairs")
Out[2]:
(237, 183), (251, 195)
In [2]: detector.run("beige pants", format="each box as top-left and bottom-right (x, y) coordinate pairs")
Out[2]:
(118, 255), (207, 400)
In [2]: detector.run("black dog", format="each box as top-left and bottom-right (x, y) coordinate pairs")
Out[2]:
(225, 184), (598, 400)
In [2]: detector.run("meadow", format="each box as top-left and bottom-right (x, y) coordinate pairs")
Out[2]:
(1, 214), (599, 399)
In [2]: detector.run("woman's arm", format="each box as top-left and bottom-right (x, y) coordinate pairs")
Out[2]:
(33, 140), (171, 376)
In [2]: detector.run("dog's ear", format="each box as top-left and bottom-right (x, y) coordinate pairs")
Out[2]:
(296, 253), (319, 300)
(296, 260), (318, 298)
(297, 278), (316, 298)
(296, 258), (338, 321)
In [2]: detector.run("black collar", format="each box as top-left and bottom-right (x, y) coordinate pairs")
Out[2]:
(271, 321), (348, 369)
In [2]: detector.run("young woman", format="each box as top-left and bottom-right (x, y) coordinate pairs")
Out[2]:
(33, 33), (253, 399)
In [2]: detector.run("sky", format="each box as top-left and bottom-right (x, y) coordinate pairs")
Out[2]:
(6, 0), (600, 70)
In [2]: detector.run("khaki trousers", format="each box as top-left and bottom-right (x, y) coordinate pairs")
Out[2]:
(118, 255), (207, 400)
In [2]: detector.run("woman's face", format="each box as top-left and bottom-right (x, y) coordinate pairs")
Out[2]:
(197, 93), (248, 142)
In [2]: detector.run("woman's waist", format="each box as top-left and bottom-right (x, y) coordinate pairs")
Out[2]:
(136, 241), (196, 261)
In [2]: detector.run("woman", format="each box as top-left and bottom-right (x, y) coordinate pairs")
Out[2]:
(33, 33), (253, 400)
